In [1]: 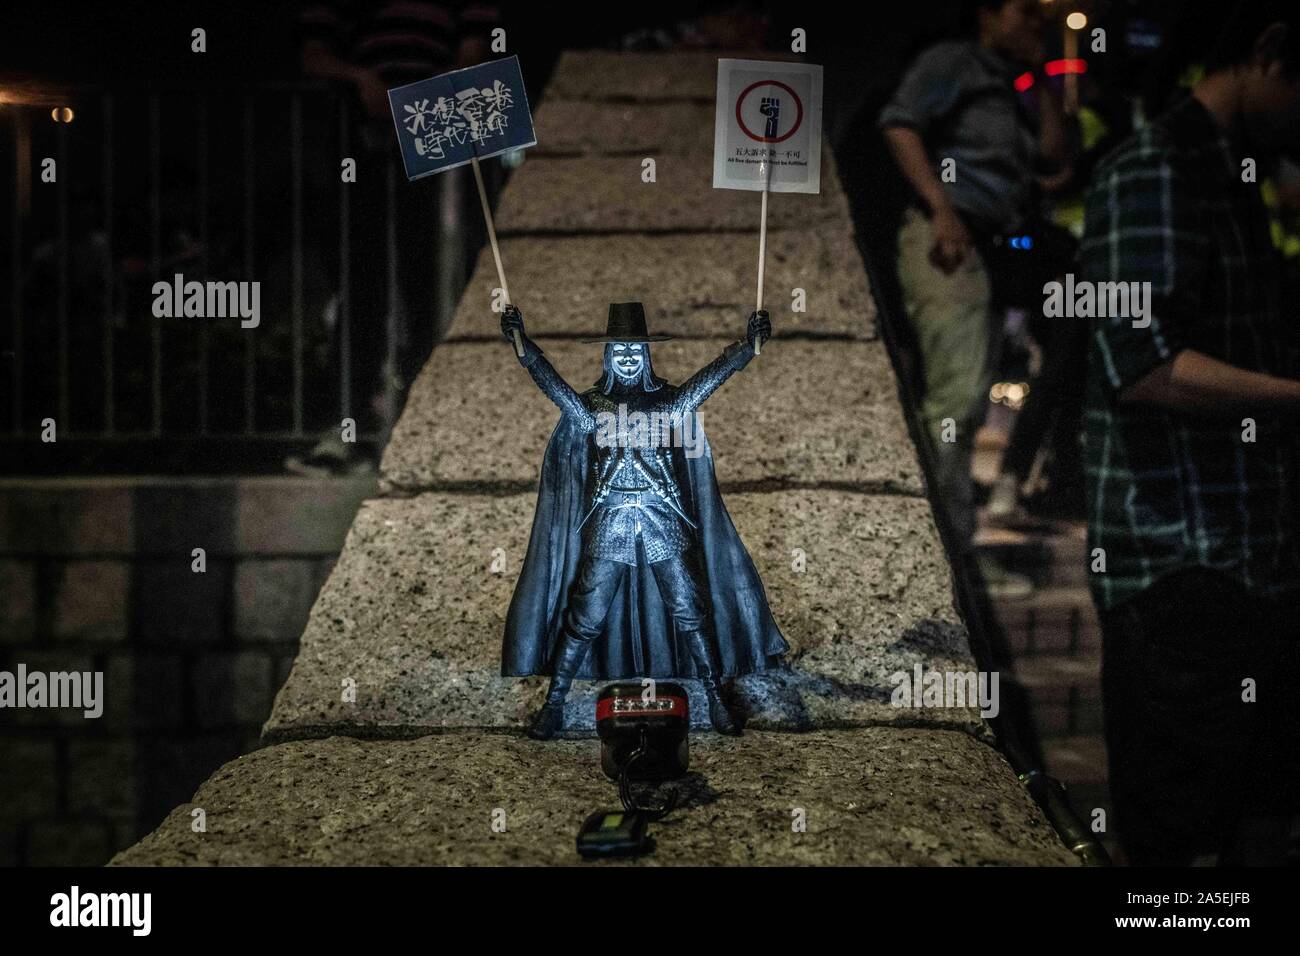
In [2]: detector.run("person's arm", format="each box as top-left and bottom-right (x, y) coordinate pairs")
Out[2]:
(882, 126), (951, 221)
(1086, 150), (1224, 412)
(1033, 81), (1076, 195)
(501, 306), (596, 430)
(878, 44), (972, 274)
(672, 311), (769, 418)
(1121, 348), (1300, 414)
(882, 127), (972, 274)
(1036, 81), (1069, 171)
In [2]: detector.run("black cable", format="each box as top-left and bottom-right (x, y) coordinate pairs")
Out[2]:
(617, 727), (678, 822)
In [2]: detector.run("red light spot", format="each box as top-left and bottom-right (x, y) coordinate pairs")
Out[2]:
(1014, 71), (1035, 92)
(1045, 59), (1087, 76)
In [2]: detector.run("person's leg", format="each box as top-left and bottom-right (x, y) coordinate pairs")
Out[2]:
(989, 315), (1084, 519)
(393, 173), (439, 382)
(347, 145), (392, 433)
(650, 552), (739, 735)
(530, 555), (624, 739)
(998, 331), (1061, 485)
(1099, 568), (1272, 864)
(1221, 593), (1300, 864)
(896, 207), (993, 550)
(1040, 316), (1089, 507)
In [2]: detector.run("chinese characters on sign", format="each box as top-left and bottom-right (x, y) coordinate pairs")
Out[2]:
(388, 55), (537, 181)
(712, 58), (823, 194)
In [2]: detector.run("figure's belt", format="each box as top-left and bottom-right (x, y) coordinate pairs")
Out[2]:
(577, 491), (654, 531)
(597, 490), (698, 530)
(605, 491), (653, 508)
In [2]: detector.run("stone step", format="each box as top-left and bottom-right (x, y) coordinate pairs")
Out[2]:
(534, 100), (716, 156)
(379, 337), (921, 496)
(110, 730), (1078, 866)
(1004, 652), (1103, 739)
(446, 229), (876, 342)
(995, 585), (1100, 656)
(496, 153), (849, 235)
(1009, 653), (1101, 691)
(546, 49), (722, 101)
(976, 523), (1090, 587)
(544, 50), (806, 103)
(262, 489), (979, 742)
(1007, 583), (1094, 612)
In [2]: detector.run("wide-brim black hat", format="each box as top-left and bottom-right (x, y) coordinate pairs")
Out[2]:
(582, 302), (673, 343)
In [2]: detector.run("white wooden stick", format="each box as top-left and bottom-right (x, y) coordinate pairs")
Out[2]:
(754, 166), (770, 356)
(472, 155), (523, 358)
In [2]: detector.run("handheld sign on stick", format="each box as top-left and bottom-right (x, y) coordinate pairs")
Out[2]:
(388, 55), (537, 357)
(712, 58), (824, 355)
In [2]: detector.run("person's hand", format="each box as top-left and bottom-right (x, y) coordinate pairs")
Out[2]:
(1037, 167), (1074, 195)
(747, 309), (771, 349)
(501, 304), (525, 341)
(355, 69), (391, 120)
(929, 206), (973, 275)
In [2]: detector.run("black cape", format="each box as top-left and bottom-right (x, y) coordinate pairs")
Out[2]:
(502, 409), (788, 680)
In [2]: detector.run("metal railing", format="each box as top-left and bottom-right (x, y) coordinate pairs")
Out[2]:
(2, 81), (483, 473)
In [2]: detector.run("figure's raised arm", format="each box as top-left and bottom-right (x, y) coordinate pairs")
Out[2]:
(502, 306), (596, 430)
(672, 310), (770, 417)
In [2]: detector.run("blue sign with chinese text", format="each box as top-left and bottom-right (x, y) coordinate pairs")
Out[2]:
(388, 55), (536, 181)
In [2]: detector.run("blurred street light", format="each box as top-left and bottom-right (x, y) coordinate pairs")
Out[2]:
(1062, 12), (1088, 114)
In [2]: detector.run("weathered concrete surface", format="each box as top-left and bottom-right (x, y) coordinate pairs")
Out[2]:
(534, 99), (716, 155)
(545, 50), (729, 101)
(496, 155), (849, 234)
(446, 230), (875, 342)
(380, 339), (920, 496)
(544, 50), (808, 103)
(263, 490), (975, 742)
(111, 731), (1076, 866)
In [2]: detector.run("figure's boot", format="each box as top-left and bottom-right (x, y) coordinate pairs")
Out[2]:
(682, 629), (740, 736)
(529, 632), (591, 740)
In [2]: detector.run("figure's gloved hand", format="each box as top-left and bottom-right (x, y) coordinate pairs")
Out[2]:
(746, 309), (771, 349)
(501, 304), (525, 341)
(502, 304), (541, 365)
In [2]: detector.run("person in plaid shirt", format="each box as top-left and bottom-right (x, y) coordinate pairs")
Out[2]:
(1083, 2), (1300, 864)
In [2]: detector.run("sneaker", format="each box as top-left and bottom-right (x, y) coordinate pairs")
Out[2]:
(985, 473), (1021, 523)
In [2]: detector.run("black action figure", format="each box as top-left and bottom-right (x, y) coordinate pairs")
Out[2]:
(500, 302), (788, 739)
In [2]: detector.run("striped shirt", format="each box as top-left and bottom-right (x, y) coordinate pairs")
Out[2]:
(1082, 94), (1300, 610)
(299, 0), (500, 84)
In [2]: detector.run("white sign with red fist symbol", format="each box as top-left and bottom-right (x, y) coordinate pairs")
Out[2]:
(712, 58), (823, 194)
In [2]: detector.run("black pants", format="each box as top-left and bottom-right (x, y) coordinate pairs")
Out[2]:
(1099, 568), (1300, 864)
(1000, 313), (1087, 485)
(565, 552), (708, 643)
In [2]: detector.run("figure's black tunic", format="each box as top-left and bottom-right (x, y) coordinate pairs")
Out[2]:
(524, 342), (750, 565)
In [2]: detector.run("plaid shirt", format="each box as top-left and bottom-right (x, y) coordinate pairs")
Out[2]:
(1082, 95), (1300, 610)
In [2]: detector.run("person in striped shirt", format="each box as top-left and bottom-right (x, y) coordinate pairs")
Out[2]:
(300, 0), (499, 108)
